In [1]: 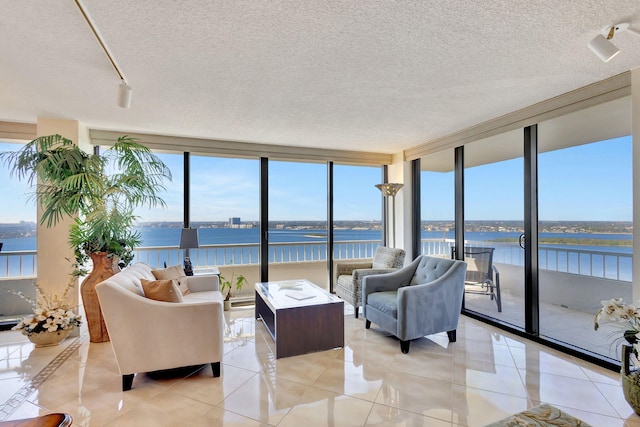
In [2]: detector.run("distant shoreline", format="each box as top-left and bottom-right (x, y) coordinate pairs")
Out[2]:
(489, 237), (632, 246)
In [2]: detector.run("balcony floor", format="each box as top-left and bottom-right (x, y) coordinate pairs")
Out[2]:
(464, 289), (623, 362)
(0, 304), (637, 426)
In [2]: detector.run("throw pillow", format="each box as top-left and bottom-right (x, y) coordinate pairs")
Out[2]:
(177, 276), (191, 295)
(140, 278), (184, 303)
(151, 265), (186, 280)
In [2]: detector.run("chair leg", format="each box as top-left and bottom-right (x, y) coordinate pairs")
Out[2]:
(400, 340), (410, 354)
(122, 373), (134, 391)
(365, 320), (371, 329)
(212, 362), (221, 377)
(354, 306), (359, 318)
(447, 330), (457, 342)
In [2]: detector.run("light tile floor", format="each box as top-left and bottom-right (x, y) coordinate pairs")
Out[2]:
(0, 305), (637, 426)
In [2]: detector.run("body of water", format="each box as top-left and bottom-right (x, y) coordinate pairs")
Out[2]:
(1, 226), (632, 280)
(0, 227), (631, 253)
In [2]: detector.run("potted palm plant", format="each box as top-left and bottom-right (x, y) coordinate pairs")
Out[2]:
(0, 134), (171, 342)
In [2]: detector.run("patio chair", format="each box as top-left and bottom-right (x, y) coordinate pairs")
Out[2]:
(454, 246), (501, 312)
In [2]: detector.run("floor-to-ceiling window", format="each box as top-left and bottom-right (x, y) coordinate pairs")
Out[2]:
(463, 130), (525, 328)
(538, 96), (632, 361)
(413, 91), (632, 368)
(131, 152), (184, 268)
(190, 155), (260, 291)
(333, 164), (383, 261)
(0, 142), (38, 322)
(268, 160), (328, 287)
(0, 142), (37, 255)
(420, 149), (455, 257)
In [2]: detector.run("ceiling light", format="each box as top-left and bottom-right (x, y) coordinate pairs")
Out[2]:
(588, 33), (619, 62)
(118, 81), (132, 109)
(588, 23), (638, 62)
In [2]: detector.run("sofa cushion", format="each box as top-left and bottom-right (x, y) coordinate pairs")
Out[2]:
(152, 265), (186, 280)
(177, 276), (191, 295)
(367, 291), (398, 318)
(184, 290), (224, 303)
(140, 278), (184, 303)
(152, 265), (190, 295)
(102, 262), (155, 296)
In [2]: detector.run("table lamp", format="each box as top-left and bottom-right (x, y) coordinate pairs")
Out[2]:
(179, 228), (199, 276)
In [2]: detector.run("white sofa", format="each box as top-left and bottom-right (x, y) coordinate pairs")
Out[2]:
(95, 263), (224, 391)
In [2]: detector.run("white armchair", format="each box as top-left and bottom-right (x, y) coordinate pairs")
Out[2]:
(95, 263), (224, 391)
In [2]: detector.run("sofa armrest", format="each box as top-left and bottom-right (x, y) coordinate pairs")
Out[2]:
(362, 272), (403, 297)
(336, 261), (373, 277)
(353, 268), (397, 282)
(187, 274), (220, 292)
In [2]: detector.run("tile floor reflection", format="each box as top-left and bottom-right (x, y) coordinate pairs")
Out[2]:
(0, 305), (637, 426)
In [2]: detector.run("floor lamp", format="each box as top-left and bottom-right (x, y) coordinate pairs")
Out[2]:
(375, 183), (404, 248)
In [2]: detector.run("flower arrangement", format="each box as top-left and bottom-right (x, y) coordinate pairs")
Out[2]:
(594, 298), (640, 356)
(11, 281), (82, 335)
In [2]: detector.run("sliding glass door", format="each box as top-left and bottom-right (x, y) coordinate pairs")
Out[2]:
(463, 131), (525, 328)
(537, 96), (632, 360)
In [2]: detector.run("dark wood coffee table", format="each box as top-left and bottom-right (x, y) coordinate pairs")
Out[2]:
(255, 279), (344, 358)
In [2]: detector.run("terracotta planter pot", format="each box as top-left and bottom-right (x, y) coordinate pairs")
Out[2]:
(81, 252), (121, 343)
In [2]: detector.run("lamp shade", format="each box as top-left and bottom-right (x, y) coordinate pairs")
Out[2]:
(375, 183), (404, 197)
(179, 228), (199, 249)
(588, 34), (620, 62)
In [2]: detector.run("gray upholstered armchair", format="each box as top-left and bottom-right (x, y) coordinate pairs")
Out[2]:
(362, 255), (467, 354)
(335, 246), (406, 318)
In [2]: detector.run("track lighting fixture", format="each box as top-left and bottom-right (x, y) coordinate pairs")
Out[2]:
(588, 23), (639, 62)
(75, 0), (132, 108)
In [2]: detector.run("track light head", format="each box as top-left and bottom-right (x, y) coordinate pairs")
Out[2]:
(588, 33), (620, 62)
(118, 81), (132, 108)
(587, 22), (636, 62)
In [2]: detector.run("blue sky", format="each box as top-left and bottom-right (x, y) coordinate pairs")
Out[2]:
(421, 136), (632, 221)
(0, 135), (632, 223)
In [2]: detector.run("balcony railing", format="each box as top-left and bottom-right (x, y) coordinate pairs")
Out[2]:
(131, 240), (382, 269)
(0, 239), (632, 282)
(0, 250), (37, 278)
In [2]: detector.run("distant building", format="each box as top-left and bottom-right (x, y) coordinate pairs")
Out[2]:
(229, 217), (241, 228)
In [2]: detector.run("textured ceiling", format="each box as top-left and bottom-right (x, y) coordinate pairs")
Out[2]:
(1, 1), (639, 154)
